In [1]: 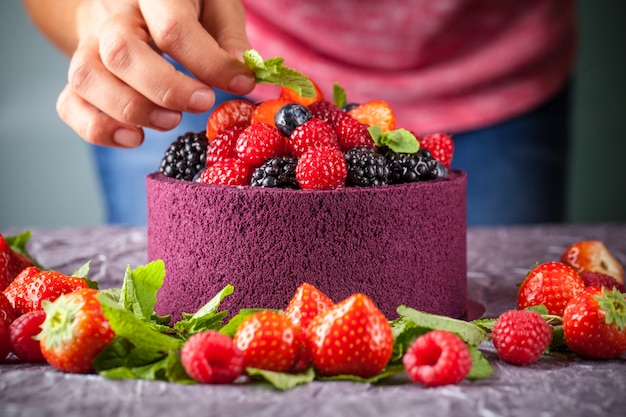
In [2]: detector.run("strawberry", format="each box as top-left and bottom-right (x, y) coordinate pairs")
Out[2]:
(2, 266), (41, 310)
(233, 310), (302, 372)
(206, 124), (245, 166)
(307, 293), (393, 378)
(37, 288), (115, 373)
(420, 133), (454, 169)
(288, 118), (339, 157)
(199, 159), (251, 186)
(517, 261), (586, 316)
(347, 100), (396, 132)
(206, 99), (255, 141)
(1, 233), (35, 291)
(181, 330), (244, 384)
(334, 115), (375, 152)
(295, 146), (347, 190)
(561, 240), (624, 285)
(563, 287), (626, 359)
(280, 81), (324, 106)
(308, 101), (349, 129)
(235, 122), (287, 167)
(250, 98), (294, 127)
(0, 291), (17, 326)
(491, 310), (552, 366)
(402, 330), (472, 387)
(3, 270), (88, 316)
(580, 271), (625, 293)
(0, 320), (10, 361)
(8, 310), (46, 362)
(284, 283), (334, 370)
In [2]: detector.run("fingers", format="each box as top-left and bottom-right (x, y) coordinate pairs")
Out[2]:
(140, 0), (255, 95)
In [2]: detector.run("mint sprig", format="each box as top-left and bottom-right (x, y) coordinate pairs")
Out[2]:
(369, 126), (420, 154)
(333, 83), (348, 109)
(243, 49), (315, 98)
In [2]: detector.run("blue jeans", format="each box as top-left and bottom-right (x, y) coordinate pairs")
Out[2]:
(92, 87), (570, 226)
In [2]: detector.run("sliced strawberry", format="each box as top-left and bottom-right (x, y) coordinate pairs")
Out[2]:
(250, 98), (294, 127)
(347, 100), (396, 132)
(233, 310), (302, 372)
(206, 99), (255, 141)
(279, 80), (324, 107)
(307, 293), (393, 378)
(420, 133), (454, 169)
(561, 240), (624, 285)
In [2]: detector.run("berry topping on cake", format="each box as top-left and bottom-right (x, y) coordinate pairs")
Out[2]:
(402, 330), (472, 387)
(274, 103), (313, 137)
(250, 157), (299, 189)
(235, 123), (287, 167)
(345, 147), (390, 187)
(288, 118), (339, 157)
(206, 99), (255, 141)
(199, 159), (251, 186)
(250, 98), (293, 127)
(308, 101), (348, 129)
(420, 133), (455, 169)
(334, 116), (375, 152)
(347, 100), (396, 132)
(206, 124), (245, 166)
(491, 310), (552, 366)
(384, 148), (440, 184)
(295, 146), (347, 190)
(159, 131), (209, 181)
(279, 80), (324, 106)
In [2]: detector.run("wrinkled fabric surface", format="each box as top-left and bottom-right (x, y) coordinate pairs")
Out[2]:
(1, 224), (625, 417)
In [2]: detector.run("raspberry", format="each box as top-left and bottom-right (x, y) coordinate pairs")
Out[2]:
(308, 101), (349, 129)
(159, 131), (208, 181)
(181, 330), (244, 384)
(199, 159), (251, 186)
(491, 310), (552, 366)
(8, 310), (46, 362)
(334, 116), (375, 152)
(420, 133), (454, 169)
(580, 271), (625, 292)
(296, 146), (348, 190)
(250, 157), (299, 189)
(344, 147), (390, 187)
(402, 330), (472, 387)
(235, 123), (287, 167)
(288, 118), (339, 158)
(206, 124), (245, 166)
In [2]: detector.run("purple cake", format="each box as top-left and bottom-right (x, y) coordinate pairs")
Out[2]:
(147, 170), (467, 321)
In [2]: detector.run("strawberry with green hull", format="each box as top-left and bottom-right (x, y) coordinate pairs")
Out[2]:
(563, 287), (626, 359)
(37, 288), (115, 373)
(1, 232), (37, 291)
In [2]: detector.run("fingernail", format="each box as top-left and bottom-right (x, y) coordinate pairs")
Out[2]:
(113, 128), (142, 148)
(228, 74), (255, 94)
(150, 109), (181, 129)
(188, 89), (215, 111)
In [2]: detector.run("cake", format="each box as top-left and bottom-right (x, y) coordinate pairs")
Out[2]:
(147, 169), (467, 321)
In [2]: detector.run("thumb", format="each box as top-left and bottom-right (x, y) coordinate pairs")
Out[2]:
(200, 0), (251, 60)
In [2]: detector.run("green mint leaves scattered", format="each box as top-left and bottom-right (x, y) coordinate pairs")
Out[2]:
(5, 230), (45, 270)
(333, 83), (348, 109)
(369, 126), (420, 154)
(243, 49), (315, 98)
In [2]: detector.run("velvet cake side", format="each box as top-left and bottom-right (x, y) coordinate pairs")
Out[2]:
(147, 171), (467, 321)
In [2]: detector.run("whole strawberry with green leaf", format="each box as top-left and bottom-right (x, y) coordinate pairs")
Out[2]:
(1, 231), (38, 291)
(37, 288), (115, 373)
(563, 287), (626, 359)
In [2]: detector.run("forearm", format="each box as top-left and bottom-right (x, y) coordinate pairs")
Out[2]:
(23, 0), (84, 56)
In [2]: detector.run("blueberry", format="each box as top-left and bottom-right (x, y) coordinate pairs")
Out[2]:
(274, 103), (312, 137)
(342, 102), (360, 112)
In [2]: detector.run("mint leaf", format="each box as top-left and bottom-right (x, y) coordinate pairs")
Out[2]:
(388, 316), (430, 366)
(173, 285), (234, 337)
(5, 230), (45, 269)
(69, 260), (98, 289)
(471, 317), (497, 333)
(243, 49), (315, 98)
(247, 367), (316, 391)
(333, 83), (347, 109)
(370, 127), (419, 154)
(397, 305), (488, 347)
(120, 260), (166, 320)
(317, 365), (405, 384)
(466, 346), (493, 381)
(97, 293), (182, 352)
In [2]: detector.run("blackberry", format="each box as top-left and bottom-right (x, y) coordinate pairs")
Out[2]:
(344, 147), (390, 187)
(383, 148), (440, 184)
(160, 131), (208, 181)
(250, 157), (299, 188)
(274, 103), (312, 137)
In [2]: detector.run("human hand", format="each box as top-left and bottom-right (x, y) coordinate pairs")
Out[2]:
(57, 0), (255, 148)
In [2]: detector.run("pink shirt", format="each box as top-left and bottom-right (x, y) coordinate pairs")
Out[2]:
(242, 0), (576, 134)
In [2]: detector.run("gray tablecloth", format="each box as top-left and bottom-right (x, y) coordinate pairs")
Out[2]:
(1, 224), (625, 417)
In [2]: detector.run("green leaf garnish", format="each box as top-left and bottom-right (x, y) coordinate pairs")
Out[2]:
(317, 365), (405, 384)
(243, 49), (315, 98)
(70, 260), (98, 289)
(369, 127), (419, 154)
(466, 346), (493, 380)
(120, 260), (166, 321)
(5, 230), (45, 269)
(333, 83), (347, 109)
(396, 305), (488, 347)
(247, 367), (316, 391)
(173, 284), (234, 338)
(220, 308), (270, 337)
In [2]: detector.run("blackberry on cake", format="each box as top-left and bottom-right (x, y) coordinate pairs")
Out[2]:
(345, 147), (390, 187)
(251, 157), (299, 189)
(274, 103), (312, 137)
(159, 131), (208, 181)
(383, 148), (440, 184)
